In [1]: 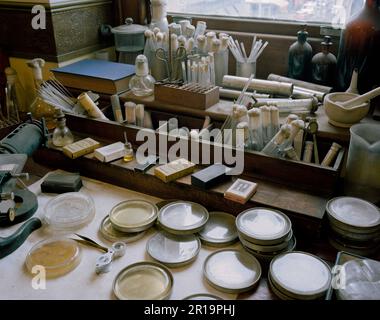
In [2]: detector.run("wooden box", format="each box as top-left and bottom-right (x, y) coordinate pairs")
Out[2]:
(154, 83), (220, 110)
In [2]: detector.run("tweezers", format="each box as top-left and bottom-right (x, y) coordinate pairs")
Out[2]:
(71, 233), (108, 253)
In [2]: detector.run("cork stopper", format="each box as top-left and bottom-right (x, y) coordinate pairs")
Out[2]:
(135, 55), (149, 76)
(274, 124), (291, 145)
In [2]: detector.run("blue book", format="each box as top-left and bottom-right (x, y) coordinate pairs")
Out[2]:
(51, 59), (135, 94)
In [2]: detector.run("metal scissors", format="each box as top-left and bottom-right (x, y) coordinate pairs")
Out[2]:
(155, 46), (187, 84)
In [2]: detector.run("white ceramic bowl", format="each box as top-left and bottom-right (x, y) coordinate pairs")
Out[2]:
(324, 93), (370, 128)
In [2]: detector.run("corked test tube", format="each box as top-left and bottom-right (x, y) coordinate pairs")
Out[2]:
(110, 94), (123, 123)
(179, 20), (191, 35)
(262, 124), (291, 157)
(196, 35), (207, 54)
(136, 104), (145, 127)
(285, 114), (299, 124)
(269, 106), (279, 141)
(260, 106), (271, 146)
(248, 108), (263, 151)
(194, 21), (207, 39)
(284, 146), (299, 161)
(281, 120), (305, 150)
(236, 122), (250, 149)
(78, 92), (108, 120)
(206, 32), (216, 52)
(124, 101), (136, 125)
(321, 142), (342, 167)
(303, 141), (314, 163)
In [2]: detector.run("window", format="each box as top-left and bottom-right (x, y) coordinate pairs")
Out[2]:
(167, 0), (365, 26)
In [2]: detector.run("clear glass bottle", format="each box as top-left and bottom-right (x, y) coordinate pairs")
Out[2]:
(129, 55), (155, 97)
(150, 0), (169, 33)
(52, 109), (74, 147)
(123, 132), (134, 162)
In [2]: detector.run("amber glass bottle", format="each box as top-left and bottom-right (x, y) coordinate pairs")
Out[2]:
(336, 0), (380, 93)
(288, 28), (313, 81)
(312, 36), (337, 86)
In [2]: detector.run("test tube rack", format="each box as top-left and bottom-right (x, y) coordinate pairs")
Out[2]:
(154, 83), (220, 110)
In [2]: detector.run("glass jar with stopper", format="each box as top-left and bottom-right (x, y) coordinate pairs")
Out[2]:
(52, 109), (74, 147)
(311, 36), (337, 87)
(129, 55), (156, 97)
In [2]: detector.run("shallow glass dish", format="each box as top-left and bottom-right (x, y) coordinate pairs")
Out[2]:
(99, 215), (146, 243)
(113, 261), (173, 300)
(269, 251), (331, 300)
(203, 249), (262, 293)
(198, 212), (238, 247)
(158, 201), (209, 235)
(25, 237), (81, 278)
(239, 230), (293, 253)
(146, 231), (201, 267)
(236, 207), (292, 245)
(326, 197), (380, 232)
(44, 192), (95, 232)
(109, 200), (158, 233)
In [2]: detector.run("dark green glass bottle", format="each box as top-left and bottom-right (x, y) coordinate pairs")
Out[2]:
(312, 36), (337, 86)
(288, 27), (313, 81)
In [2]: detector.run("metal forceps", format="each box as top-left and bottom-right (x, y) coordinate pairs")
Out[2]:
(304, 117), (320, 164)
(72, 234), (126, 274)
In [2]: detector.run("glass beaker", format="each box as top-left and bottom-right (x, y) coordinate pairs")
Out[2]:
(345, 123), (380, 204)
(236, 60), (256, 78)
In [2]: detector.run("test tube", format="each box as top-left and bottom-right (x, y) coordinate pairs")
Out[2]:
(279, 119), (305, 153)
(262, 124), (292, 157)
(179, 20), (191, 35)
(269, 106), (280, 140)
(321, 142), (342, 167)
(124, 101), (136, 125)
(194, 21), (207, 39)
(206, 32), (216, 52)
(284, 146), (300, 161)
(260, 106), (271, 146)
(285, 114), (299, 124)
(247, 108), (263, 151)
(110, 94), (123, 123)
(136, 104), (145, 127)
(302, 141), (314, 163)
(184, 25), (195, 39)
(196, 35), (207, 54)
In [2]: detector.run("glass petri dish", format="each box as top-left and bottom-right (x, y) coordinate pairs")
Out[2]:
(146, 231), (201, 267)
(239, 230), (293, 253)
(183, 293), (223, 300)
(25, 237), (81, 278)
(269, 251), (331, 300)
(198, 212), (238, 247)
(99, 215), (146, 243)
(109, 200), (158, 233)
(113, 261), (173, 300)
(203, 249), (262, 293)
(326, 197), (380, 232)
(158, 201), (209, 235)
(44, 192), (95, 232)
(236, 207), (292, 245)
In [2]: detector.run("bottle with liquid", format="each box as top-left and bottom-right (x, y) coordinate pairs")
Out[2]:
(129, 55), (155, 96)
(150, 0), (169, 33)
(52, 109), (74, 147)
(311, 36), (337, 86)
(288, 27), (313, 81)
(123, 132), (134, 162)
(336, 0), (380, 93)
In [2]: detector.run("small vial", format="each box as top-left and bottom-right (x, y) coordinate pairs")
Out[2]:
(303, 141), (314, 163)
(321, 142), (342, 167)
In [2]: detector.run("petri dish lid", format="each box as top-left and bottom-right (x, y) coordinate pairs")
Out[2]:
(158, 201), (209, 234)
(44, 192), (95, 232)
(146, 231), (200, 267)
(25, 237), (81, 278)
(111, 18), (148, 35)
(183, 293), (223, 300)
(113, 261), (173, 300)
(326, 197), (380, 229)
(99, 215), (146, 243)
(198, 212), (238, 246)
(270, 251), (331, 299)
(109, 200), (158, 233)
(203, 249), (262, 293)
(236, 207), (292, 244)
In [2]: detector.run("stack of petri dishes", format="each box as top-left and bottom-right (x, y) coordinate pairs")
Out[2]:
(268, 251), (332, 300)
(101, 199), (158, 243)
(146, 201), (209, 267)
(236, 207), (295, 263)
(326, 197), (380, 256)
